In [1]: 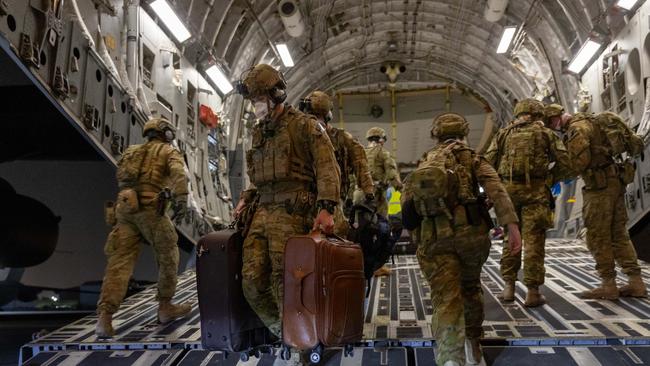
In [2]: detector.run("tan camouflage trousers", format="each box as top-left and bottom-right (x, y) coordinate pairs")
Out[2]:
(416, 219), (491, 365)
(500, 182), (552, 288)
(583, 178), (641, 280)
(241, 205), (312, 337)
(97, 203), (179, 314)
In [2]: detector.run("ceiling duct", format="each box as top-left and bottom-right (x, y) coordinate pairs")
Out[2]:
(485, 0), (509, 22)
(278, 0), (305, 38)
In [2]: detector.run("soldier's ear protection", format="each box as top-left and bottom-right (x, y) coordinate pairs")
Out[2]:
(268, 71), (288, 104)
(163, 128), (175, 142)
(325, 110), (333, 123)
(299, 98), (312, 113)
(235, 80), (250, 98)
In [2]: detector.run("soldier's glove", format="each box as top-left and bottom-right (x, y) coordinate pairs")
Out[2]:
(365, 193), (375, 202)
(394, 181), (404, 192)
(172, 199), (188, 222)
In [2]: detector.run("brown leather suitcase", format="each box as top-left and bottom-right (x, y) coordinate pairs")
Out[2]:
(196, 229), (277, 360)
(283, 230), (365, 360)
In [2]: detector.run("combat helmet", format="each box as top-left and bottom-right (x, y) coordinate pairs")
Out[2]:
(143, 117), (176, 141)
(431, 112), (469, 139)
(302, 91), (333, 121)
(236, 64), (287, 103)
(366, 127), (387, 141)
(545, 104), (565, 119)
(513, 98), (545, 118)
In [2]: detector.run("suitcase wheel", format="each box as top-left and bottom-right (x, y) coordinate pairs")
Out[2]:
(239, 352), (250, 362)
(310, 344), (323, 364)
(280, 345), (291, 360)
(344, 344), (354, 358)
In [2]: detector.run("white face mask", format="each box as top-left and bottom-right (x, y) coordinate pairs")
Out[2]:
(253, 101), (269, 120)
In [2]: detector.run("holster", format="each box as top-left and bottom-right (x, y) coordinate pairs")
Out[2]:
(117, 188), (139, 213)
(618, 159), (636, 185)
(240, 195), (259, 237)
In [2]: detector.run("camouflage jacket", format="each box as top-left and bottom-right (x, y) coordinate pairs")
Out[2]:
(118, 139), (188, 198)
(243, 105), (340, 204)
(365, 142), (402, 189)
(327, 126), (374, 199)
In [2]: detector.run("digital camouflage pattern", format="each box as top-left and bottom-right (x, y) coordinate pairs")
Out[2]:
(405, 139), (517, 365)
(241, 106), (340, 336)
(566, 113), (643, 283)
(98, 139), (188, 314)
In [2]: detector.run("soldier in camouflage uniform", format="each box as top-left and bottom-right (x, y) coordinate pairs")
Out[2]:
(402, 113), (521, 366)
(232, 64), (340, 347)
(565, 109), (647, 299)
(544, 104), (568, 131)
(96, 118), (190, 338)
(355, 127), (403, 217)
(355, 127), (403, 276)
(299, 90), (374, 237)
(485, 98), (573, 307)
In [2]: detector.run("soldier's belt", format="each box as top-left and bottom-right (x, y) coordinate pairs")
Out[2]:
(500, 176), (546, 183)
(258, 190), (315, 205)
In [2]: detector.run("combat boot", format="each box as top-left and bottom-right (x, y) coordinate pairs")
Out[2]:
(501, 281), (515, 302)
(579, 278), (619, 300)
(373, 265), (391, 277)
(524, 287), (546, 307)
(464, 338), (486, 365)
(158, 300), (191, 324)
(620, 275), (648, 298)
(95, 311), (114, 338)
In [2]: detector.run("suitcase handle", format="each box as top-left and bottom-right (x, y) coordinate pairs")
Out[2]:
(309, 229), (345, 242)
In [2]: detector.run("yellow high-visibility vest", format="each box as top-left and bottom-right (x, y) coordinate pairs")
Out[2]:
(388, 190), (402, 215)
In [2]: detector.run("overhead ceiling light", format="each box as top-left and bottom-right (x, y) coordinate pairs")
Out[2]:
(617, 0), (639, 10)
(496, 26), (517, 54)
(150, 0), (192, 43)
(568, 40), (602, 74)
(276, 43), (294, 67)
(205, 65), (233, 94)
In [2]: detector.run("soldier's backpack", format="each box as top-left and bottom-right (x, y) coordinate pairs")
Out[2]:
(497, 120), (549, 183)
(116, 144), (147, 185)
(590, 112), (644, 184)
(347, 203), (396, 288)
(592, 112), (644, 157)
(409, 142), (470, 218)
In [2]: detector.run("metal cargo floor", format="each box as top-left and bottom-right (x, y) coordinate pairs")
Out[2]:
(21, 239), (650, 365)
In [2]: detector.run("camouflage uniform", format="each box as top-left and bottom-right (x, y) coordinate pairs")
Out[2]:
(356, 127), (402, 217)
(403, 113), (518, 366)
(484, 99), (573, 304)
(302, 91), (374, 237)
(96, 118), (189, 337)
(328, 127), (374, 236)
(566, 112), (646, 298)
(238, 66), (340, 337)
